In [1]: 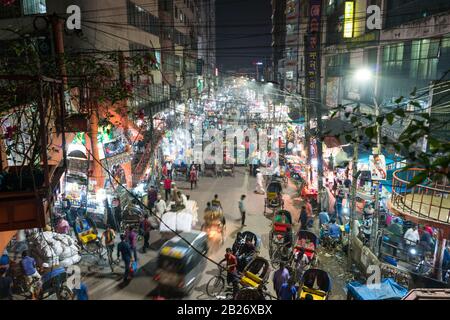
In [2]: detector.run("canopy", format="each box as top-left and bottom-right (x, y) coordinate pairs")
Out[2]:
(346, 278), (408, 300)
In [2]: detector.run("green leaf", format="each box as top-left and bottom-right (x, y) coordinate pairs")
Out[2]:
(350, 116), (358, 123)
(394, 108), (405, 117)
(376, 116), (384, 126)
(386, 113), (395, 125)
(365, 126), (376, 139)
(410, 87), (417, 96)
(407, 171), (427, 188)
(419, 112), (430, 120)
(395, 96), (404, 104)
(409, 101), (421, 109)
(344, 134), (352, 142)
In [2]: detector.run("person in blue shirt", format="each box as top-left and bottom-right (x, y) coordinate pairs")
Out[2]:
(318, 211), (330, 226)
(20, 251), (41, 299)
(279, 277), (297, 300)
(117, 234), (133, 282)
(328, 219), (341, 239)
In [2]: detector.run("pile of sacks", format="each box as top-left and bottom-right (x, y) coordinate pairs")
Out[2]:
(28, 231), (81, 267)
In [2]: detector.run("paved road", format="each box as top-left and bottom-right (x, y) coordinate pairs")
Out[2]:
(82, 167), (347, 300)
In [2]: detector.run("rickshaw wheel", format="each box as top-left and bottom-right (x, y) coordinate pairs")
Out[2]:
(57, 285), (74, 300)
(206, 275), (225, 298)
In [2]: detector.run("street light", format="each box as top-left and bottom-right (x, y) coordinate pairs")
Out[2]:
(354, 68), (372, 82)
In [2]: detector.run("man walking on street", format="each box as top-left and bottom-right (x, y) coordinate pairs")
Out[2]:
(239, 195), (247, 227)
(142, 214), (151, 253)
(117, 234), (132, 282)
(190, 167), (198, 190)
(272, 262), (290, 299)
(147, 186), (158, 211)
(101, 225), (116, 264)
(163, 176), (172, 201)
(299, 206), (308, 230)
(125, 226), (138, 262)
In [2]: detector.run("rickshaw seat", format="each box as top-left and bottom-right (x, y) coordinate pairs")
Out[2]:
(240, 272), (261, 288)
(274, 222), (288, 233)
(300, 286), (327, 300)
(243, 271), (262, 284)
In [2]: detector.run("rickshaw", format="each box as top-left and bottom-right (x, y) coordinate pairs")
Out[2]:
(222, 164), (235, 177)
(232, 231), (261, 272)
(120, 201), (145, 239)
(269, 210), (294, 268)
(202, 207), (226, 246)
(264, 180), (283, 214)
(203, 163), (217, 177)
(239, 257), (271, 290)
(293, 230), (319, 268)
(298, 269), (332, 300)
(173, 163), (188, 181)
(73, 216), (103, 257)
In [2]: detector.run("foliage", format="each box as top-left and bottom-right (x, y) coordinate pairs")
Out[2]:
(328, 88), (450, 187)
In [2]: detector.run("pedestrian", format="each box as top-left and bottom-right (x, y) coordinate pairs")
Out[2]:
(117, 234), (133, 282)
(295, 248), (309, 283)
(279, 277), (297, 300)
(163, 176), (172, 201)
(189, 167), (198, 190)
(0, 268), (12, 300)
(55, 216), (70, 235)
(155, 194), (167, 219)
(272, 262), (290, 299)
(101, 225), (116, 264)
(20, 250), (41, 299)
(147, 185), (158, 211)
(112, 197), (122, 232)
(238, 195), (247, 227)
(166, 161), (173, 179)
(142, 214), (151, 253)
(125, 226), (138, 262)
(335, 192), (344, 225)
(299, 206), (308, 230)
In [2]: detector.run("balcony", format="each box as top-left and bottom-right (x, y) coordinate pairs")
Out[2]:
(389, 168), (450, 227)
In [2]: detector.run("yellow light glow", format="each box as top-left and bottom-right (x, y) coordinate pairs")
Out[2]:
(343, 1), (354, 38)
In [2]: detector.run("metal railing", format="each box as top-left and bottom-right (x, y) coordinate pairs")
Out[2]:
(391, 168), (450, 224)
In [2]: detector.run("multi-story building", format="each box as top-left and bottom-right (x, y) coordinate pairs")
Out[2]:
(271, 0), (286, 84)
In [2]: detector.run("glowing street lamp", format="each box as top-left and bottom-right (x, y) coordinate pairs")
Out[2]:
(354, 68), (372, 82)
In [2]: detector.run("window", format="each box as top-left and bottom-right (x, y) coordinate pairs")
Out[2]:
(0, 0), (21, 19)
(382, 43), (404, 74)
(23, 0), (46, 15)
(127, 0), (159, 35)
(410, 39), (439, 80)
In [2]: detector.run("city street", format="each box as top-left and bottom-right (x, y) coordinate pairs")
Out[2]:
(81, 167), (347, 300)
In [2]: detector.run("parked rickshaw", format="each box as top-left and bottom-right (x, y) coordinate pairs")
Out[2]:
(222, 164), (235, 177)
(240, 257), (271, 290)
(202, 207), (226, 246)
(203, 163), (217, 177)
(269, 210), (294, 268)
(293, 230), (319, 268)
(299, 269), (332, 300)
(264, 180), (283, 214)
(73, 216), (103, 257)
(173, 163), (188, 181)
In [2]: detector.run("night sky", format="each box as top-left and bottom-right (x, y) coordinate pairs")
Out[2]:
(215, 0), (272, 72)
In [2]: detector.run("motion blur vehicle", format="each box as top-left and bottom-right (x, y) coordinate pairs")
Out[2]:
(202, 206), (226, 247)
(154, 231), (208, 295)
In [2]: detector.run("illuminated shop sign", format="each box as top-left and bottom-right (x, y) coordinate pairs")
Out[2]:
(343, 1), (354, 38)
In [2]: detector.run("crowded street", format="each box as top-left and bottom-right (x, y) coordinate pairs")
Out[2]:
(1, 0), (450, 307)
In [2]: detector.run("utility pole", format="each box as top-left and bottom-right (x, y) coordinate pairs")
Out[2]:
(347, 108), (360, 270)
(370, 97), (382, 253)
(50, 15), (68, 170)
